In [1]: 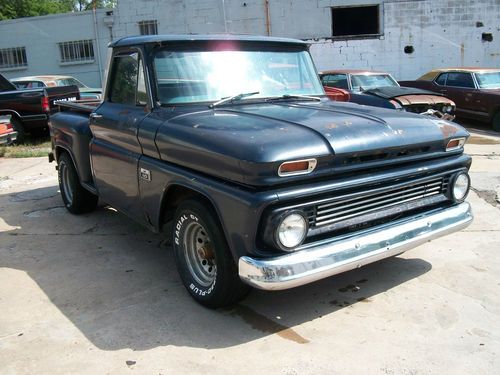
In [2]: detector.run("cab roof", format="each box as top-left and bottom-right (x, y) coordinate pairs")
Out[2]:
(109, 34), (309, 48)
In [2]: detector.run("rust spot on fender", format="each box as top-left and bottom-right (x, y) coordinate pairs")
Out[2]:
(437, 122), (458, 138)
(326, 123), (338, 129)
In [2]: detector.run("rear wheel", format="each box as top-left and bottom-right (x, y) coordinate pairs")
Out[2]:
(58, 152), (98, 214)
(10, 117), (25, 144)
(172, 199), (250, 308)
(492, 112), (500, 132)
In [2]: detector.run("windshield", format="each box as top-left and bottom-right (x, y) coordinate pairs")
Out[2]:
(55, 78), (86, 88)
(474, 72), (500, 89)
(350, 74), (399, 91)
(153, 49), (324, 104)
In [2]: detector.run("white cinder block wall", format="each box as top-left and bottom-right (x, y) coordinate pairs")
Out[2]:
(307, 0), (500, 79)
(112, 0), (500, 80)
(0, 0), (498, 85)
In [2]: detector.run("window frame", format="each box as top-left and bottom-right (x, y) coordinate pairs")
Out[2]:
(434, 73), (448, 86)
(58, 40), (95, 65)
(105, 48), (152, 109)
(444, 72), (476, 89)
(321, 73), (349, 89)
(0, 46), (28, 71)
(138, 20), (158, 35)
(331, 4), (383, 40)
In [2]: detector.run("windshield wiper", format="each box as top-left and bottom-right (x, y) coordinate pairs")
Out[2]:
(210, 91), (260, 108)
(266, 94), (322, 102)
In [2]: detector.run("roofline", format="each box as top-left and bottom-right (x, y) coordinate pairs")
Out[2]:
(319, 70), (389, 75)
(108, 34), (309, 48)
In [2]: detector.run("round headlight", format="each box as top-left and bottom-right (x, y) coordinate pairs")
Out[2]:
(452, 173), (470, 201)
(277, 213), (307, 250)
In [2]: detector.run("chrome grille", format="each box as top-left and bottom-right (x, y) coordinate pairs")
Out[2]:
(310, 177), (448, 228)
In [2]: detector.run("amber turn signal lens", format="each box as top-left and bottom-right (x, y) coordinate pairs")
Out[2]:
(446, 137), (466, 151)
(278, 159), (317, 176)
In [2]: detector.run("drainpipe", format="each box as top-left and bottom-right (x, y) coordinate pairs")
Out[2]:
(92, 1), (103, 87)
(264, 0), (271, 36)
(221, 0), (228, 33)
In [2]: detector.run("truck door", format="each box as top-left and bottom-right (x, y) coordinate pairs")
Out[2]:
(89, 50), (149, 217)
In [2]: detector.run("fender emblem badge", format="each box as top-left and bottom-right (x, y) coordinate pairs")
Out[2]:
(140, 168), (151, 182)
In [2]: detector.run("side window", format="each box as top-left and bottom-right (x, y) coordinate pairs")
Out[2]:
(326, 74), (349, 89)
(446, 72), (475, 88)
(320, 75), (330, 85)
(108, 52), (148, 106)
(435, 73), (447, 86)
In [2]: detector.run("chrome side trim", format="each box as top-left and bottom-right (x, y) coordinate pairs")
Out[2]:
(239, 202), (472, 290)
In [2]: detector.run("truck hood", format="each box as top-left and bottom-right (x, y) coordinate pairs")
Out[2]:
(363, 86), (445, 99)
(154, 100), (468, 186)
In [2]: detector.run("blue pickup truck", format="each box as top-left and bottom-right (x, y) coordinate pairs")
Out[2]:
(49, 35), (473, 308)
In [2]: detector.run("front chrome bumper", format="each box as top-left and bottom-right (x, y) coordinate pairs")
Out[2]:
(239, 202), (472, 290)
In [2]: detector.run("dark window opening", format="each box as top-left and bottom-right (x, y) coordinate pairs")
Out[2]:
(332, 5), (380, 38)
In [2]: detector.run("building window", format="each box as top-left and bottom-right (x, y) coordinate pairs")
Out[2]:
(331, 5), (380, 38)
(58, 40), (94, 64)
(0, 47), (28, 70)
(138, 20), (158, 35)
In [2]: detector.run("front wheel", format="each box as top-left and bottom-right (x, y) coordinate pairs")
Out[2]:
(58, 152), (98, 214)
(172, 199), (250, 308)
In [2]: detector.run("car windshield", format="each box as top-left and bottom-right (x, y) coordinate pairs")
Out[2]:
(153, 49), (324, 104)
(55, 78), (86, 88)
(474, 72), (500, 89)
(350, 74), (399, 91)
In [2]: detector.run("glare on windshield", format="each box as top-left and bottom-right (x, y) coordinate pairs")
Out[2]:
(351, 74), (399, 91)
(153, 49), (324, 104)
(475, 72), (500, 89)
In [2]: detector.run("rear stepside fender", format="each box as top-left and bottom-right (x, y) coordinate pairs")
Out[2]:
(51, 111), (93, 183)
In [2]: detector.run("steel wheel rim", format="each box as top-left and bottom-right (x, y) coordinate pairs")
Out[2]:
(61, 162), (73, 204)
(182, 221), (216, 287)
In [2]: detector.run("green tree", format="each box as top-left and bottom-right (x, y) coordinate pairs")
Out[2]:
(0, 0), (116, 21)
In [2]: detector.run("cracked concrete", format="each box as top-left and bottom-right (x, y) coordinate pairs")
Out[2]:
(0, 126), (499, 374)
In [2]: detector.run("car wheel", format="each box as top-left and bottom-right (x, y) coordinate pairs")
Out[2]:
(10, 117), (25, 144)
(172, 199), (250, 308)
(58, 152), (98, 214)
(492, 111), (500, 132)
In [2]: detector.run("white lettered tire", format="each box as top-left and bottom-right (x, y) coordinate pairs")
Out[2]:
(172, 199), (250, 308)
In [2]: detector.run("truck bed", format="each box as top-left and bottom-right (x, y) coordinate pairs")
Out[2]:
(56, 99), (102, 114)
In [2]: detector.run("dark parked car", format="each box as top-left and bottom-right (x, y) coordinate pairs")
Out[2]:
(11, 75), (102, 100)
(400, 68), (500, 131)
(320, 70), (456, 120)
(0, 73), (79, 141)
(50, 35), (472, 308)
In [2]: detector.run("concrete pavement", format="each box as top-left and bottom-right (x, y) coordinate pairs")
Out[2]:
(0, 129), (499, 374)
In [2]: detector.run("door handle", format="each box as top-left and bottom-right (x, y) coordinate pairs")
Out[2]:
(90, 113), (103, 120)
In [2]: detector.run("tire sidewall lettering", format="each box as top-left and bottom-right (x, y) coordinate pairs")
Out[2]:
(175, 211), (216, 297)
